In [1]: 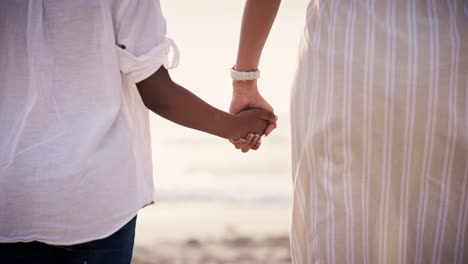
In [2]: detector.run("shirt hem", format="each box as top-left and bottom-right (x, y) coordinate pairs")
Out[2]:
(0, 198), (154, 246)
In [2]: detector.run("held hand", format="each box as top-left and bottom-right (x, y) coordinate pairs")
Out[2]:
(230, 108), (276, 153)
(230, 80), (277, 135)
(230, 134), (261, 153)
(233, 108), (276, 138)
(228, 129), (272, 153)
(229, 80), (277, 152)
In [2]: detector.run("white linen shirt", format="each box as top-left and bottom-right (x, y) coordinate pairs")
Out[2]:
(0, 0), (178, 245)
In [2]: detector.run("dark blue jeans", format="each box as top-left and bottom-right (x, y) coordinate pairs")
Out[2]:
(0, 216), (137, 264)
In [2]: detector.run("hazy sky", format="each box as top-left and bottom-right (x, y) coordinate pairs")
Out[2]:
(160, 0), (307, 115)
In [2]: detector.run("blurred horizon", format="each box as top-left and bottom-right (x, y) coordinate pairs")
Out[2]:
(134, 1), (306, 262)
(150, 0), (307, 205)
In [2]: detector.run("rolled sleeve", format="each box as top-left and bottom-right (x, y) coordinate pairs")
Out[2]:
(112, 0), (179, 83)
(116, 37), (179, 83)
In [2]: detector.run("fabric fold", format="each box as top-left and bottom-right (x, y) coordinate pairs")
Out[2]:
(116, 37), (179, 83)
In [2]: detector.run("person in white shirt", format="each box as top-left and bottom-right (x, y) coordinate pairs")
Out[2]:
(0, 0), (275, 263)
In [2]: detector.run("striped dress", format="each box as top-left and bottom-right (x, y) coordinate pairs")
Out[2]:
(290, 0), (468, 263)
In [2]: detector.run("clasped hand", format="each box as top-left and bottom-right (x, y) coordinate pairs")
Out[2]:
(229, 80), (277, 152)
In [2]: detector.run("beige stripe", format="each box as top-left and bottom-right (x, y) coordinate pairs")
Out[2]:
(432, 1), (460, 263)
(361, 1), (376, 263)
(414, 1), (441, 262)
(343, 1), (357, 263)
(398, 0), (418, 263)
(324, 1), (341, 263)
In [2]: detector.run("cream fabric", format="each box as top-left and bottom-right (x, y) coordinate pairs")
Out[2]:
(0, 0), (178, 245)
(290, 0), (468, 263)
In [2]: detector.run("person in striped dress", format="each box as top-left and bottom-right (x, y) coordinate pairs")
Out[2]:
(230, 0), (468, 263)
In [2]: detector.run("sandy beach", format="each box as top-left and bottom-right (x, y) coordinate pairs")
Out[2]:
(132, 202), (292, 264)
(132, 235), (290, 264)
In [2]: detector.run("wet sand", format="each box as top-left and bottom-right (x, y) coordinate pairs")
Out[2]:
(131, 202), (292, 264)
(132, 234), (290, 264)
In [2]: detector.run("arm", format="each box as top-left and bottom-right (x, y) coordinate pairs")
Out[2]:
(230, 0), (281, 151)
(234, 0), (281, 73)
(136, 67), (275, 140)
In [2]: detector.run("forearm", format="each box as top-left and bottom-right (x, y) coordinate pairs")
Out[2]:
(235, 0), (281, 72)
(137, 67), (239, 139)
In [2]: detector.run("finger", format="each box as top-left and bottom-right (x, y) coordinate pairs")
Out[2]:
(264, 121), (277, 136)
(230, 138), (246, 149)
(251, 139), (262, 150)
(235, 142), (246, 149)
(240, 134), (254, 152)
(242, 134), (259, 153)
(229, 103), (244, 115)
(238, 134), (254, 151)
(233, 142), (246, 149)
(229, 138), (245, 145)
(250, 134), (260, 147)
(229, 95), (252, 114)
(257, 111), (277, 123)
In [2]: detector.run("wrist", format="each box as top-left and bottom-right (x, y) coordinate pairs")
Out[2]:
(215, 112), (242, 139)
(232, 79), (258, 92)
(233, 63), (259, 72)
(227, 116), (245, 140)
(231, 67), (260, 81)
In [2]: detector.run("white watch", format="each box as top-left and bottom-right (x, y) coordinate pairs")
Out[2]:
(230, 67), (260, 81)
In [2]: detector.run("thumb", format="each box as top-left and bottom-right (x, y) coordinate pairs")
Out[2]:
(257, 110), (277, 123)
(230, 98), (249, 114)
(229, 102), (242, 114)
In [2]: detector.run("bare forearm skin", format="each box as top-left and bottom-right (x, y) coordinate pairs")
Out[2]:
(234, 0), (281, 73)
(136, 67), (242, 139)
